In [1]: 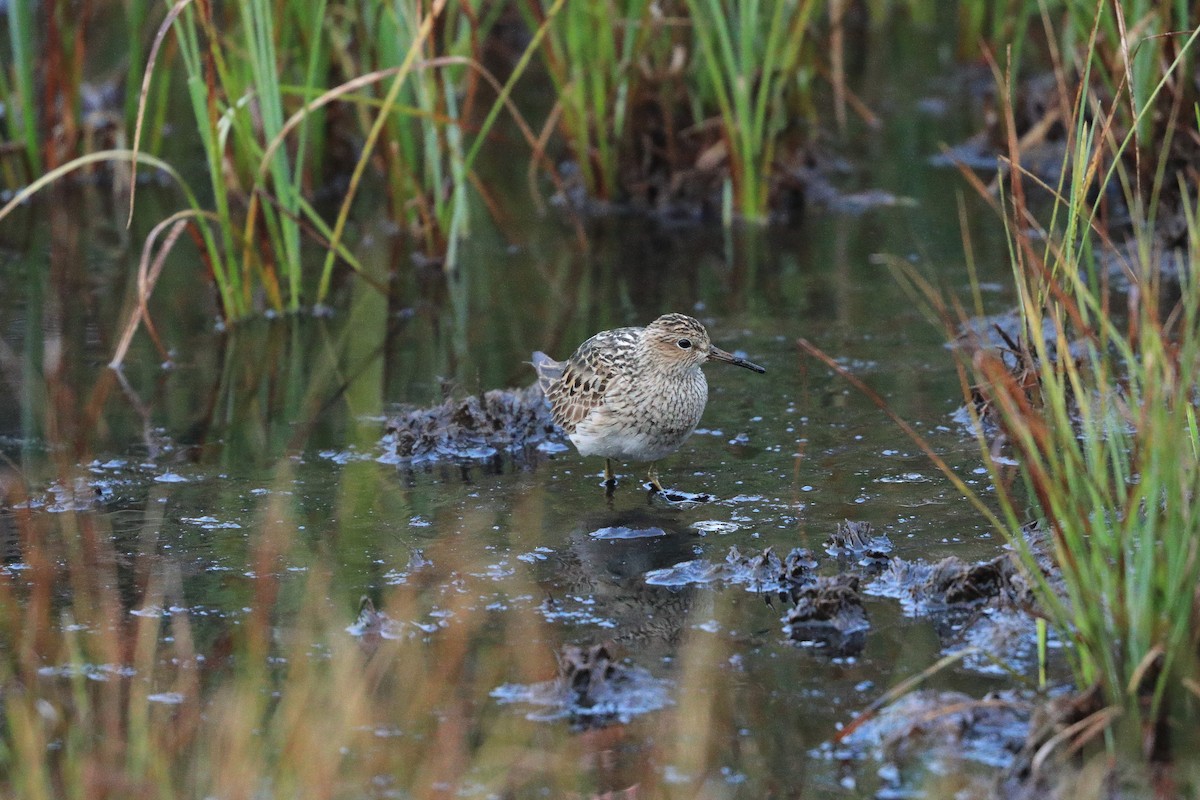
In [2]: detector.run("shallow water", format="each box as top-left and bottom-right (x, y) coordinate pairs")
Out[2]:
(0, 16), (1052, 799)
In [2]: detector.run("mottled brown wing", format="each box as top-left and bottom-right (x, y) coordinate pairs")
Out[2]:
(533, 330), (632, 434)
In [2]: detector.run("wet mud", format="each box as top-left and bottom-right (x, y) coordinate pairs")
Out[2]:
(630, 518), (1075, 790)
(994, 685), (1153, 800)
(285, 372), (1107, 793)
(869, 552), (1032, 616)
(491, 643), (673, 727)
(836, 688), (1034, 796)
(782, 574), (869, 655)
(825, 519), (893, 565)
(383, 384), (563, 464)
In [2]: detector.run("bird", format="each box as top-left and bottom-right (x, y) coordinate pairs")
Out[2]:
(532, 313), (765, 493)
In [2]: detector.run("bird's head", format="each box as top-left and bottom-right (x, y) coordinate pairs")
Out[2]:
(645, 313), (766, 374)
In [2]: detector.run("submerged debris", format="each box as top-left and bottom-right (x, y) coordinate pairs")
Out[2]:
(382, 384), (562, 464)
(738, 546), (819, 602)
(642, 558), (727, 587)
(860, 525), (1061, 676)
(802, 177), (917, 214)
(957, 607), (1043, 675)
(826, 520), (893, 566)
(995, 685), (1140, 800)
(868, 552), (1031, 616)
(836, 689), (1032, 794)
(559, 643), (619, 702)
(646, 545), (868, 650)
(644, 545), (818, 603)
(346, 593), (446, 652)
(346, 596), (406, 645)
(589, 525), (668, 540)
(782, 574), (869, 654)
(491, 643), (672, 727)
(382, 549), (432, 585)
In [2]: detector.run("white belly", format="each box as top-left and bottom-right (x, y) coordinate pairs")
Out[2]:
(569, 419), (694, 461)
(568, 371), (708, 462)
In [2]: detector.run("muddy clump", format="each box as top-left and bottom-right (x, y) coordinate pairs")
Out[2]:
(996, 685), (1125, 800)
(825, 520), (893, 566)
(383, 384), (563, 464)
(999, 680), (1191, 799)
(491, 643), (673, 728)
(735, 546), (820, 603)
(950, 317), (1093, 448)
(559, 644), (622, 705)
(645, 544), (870, 652)
(346, 596), (405, 653)
(866, 528), (1057, 674)
(836, 688), (1033, 796)
(782, 574), (869, 655)
(937, 64), (1200, 256)
(644, 544), (818, 603)
(871, 522), (1055, 617)
(869, 552), (1032, 616)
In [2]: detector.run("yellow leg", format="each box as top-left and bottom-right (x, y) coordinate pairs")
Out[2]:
(645, 462), (664, 493)
(604, 459), (615, 486)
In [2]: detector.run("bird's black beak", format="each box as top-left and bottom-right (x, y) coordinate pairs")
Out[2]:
(708, 345), (766, 373)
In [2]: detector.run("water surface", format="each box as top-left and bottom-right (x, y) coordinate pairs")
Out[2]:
(0, 15), (1045, 798)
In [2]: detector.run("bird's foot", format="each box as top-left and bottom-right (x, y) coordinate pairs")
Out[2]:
(644, 464), (712, 505)
(601, 459), (619, 490)
(650, 488), (714, 507)
(645, 463), (666, 495)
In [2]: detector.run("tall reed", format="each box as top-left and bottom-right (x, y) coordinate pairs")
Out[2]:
(521, 0), (654, 203)
(366, 0), (491, 266)
(912, 15), (1200, 761)
(683, 0), (818, 224)
(5, 0), (45, 179)
(796, 4), (1200, 770)
(136, 0), (529, 319)
(978, 158), (1200, 760)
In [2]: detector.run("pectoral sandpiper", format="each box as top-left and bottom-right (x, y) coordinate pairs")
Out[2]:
(533, 313), (765, 493)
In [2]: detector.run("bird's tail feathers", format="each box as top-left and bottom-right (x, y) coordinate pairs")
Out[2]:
(530, 351), (563, 396)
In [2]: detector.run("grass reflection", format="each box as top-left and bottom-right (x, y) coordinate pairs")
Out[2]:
(0, 451), (835, 798)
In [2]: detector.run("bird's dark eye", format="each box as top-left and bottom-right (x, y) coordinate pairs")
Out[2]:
(677, 338), (693, 349)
